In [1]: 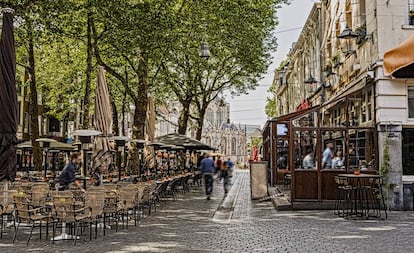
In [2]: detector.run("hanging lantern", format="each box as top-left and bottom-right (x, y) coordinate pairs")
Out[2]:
(200, 41), (211, 58)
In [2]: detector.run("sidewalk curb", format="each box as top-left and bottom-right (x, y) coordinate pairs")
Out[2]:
(210, 171), (242, 222)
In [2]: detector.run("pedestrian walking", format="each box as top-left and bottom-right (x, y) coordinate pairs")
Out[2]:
(221, 161), (231, 194)
(58, 152), (85, 192)
(200, 153), (215, 200)
(215, 155), (223, 176)
(226, 157), (235, 177)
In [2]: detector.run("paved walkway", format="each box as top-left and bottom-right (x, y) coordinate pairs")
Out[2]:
(2, 170), (414, 252)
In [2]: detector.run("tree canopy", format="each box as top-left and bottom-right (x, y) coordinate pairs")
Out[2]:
(2, 0), (287, 171)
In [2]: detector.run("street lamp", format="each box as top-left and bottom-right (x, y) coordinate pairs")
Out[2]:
(73, 129), (102, 188)
(200, 41), (211, 58)
(112, 136), (130, 182)
(35, 138), (57, 179)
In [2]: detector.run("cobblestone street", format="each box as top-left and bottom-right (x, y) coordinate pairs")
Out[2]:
(2, 170), (414, 253)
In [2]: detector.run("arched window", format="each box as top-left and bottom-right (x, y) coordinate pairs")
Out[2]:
(231, 138), (237, 155)
(221, 139), (227, 155)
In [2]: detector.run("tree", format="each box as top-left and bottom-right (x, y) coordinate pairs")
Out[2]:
(3, 0), (51, 172)
(265, 85), (277, 118)
(158, 0), (286, 139)
(90, 0), (181, 172)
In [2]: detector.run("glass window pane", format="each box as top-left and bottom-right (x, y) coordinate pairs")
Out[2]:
(322, 131), (346, 170)
(294, 130), (317, 170)
(403, 129), (414, 175)
(409, 98), (414, 118)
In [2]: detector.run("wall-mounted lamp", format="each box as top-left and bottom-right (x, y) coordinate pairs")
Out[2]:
(337, 25), (358, 56)
(304, 75), (317, 84)
(338, 25), (374, 54)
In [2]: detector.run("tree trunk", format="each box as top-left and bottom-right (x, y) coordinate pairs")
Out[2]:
(122, 88), (126, 136)
(82, 10), (93, 128)
(128, 55), (148, 175)
(27, 22), (42, 172)
(111, 95), (119, 136)
(195, 106), (207, 140)
(177, 99), (191, 135)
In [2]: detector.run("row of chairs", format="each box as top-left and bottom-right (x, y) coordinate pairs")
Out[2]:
(0, 182), (152, 245)
(334, 176), (387, 219)
(0, 174), (198, 245)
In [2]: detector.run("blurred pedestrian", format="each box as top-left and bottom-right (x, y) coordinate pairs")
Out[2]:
(58, 152), (84, 192)
(215, 155), (223, 175)
(200, 153), (215, 200)
(226, 158), (234, 177)
(221, 161), (231, 194)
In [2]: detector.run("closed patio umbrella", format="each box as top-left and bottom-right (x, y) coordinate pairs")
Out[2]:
(0, 8), (17, 183)
(145, 96), (156, 169)
(92, 67), (113, 178)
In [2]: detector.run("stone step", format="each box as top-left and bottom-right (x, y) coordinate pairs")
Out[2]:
(271, 194), (292, 211)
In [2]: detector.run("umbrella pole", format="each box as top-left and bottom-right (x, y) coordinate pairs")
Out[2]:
(3, 180), (8, 230)
(43, 149), (48, 179)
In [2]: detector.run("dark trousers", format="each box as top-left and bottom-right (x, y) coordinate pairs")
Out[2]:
(223, 176), (229, 193)
(204, 174), (213, 196)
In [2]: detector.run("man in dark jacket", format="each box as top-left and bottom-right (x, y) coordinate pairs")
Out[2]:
(200, 154), (215, 200)
(59, 152), (84, 191)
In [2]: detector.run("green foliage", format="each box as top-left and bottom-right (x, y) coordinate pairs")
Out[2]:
(265, 96), (277, 118)
(6, 0), (288, 139)
(379, 133), (395, 205)
(249, 137), (262, 149)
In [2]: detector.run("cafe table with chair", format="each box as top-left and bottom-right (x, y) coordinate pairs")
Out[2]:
(335, 171), (387, 219)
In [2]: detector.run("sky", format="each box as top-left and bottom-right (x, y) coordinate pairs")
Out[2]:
(227, 0), (315, 128)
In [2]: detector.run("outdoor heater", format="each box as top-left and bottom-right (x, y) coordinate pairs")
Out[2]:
(35, 138), (57, 178)
(130, 139), (147, 176)
(113, 136), (130, 182)
(73, 129), (102, 188)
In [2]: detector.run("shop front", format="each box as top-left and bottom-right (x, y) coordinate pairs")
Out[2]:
(264, 80), (377, 209)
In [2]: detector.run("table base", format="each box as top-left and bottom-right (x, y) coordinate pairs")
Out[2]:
(51, 233), (79, 241)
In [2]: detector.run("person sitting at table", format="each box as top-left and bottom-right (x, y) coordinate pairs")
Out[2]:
(332, 150), (345, 169)
(58, 152), (84, 192)
(359, 160), (368, 171)
(322, 141), (334, 169)
(302, 149), (315, 169)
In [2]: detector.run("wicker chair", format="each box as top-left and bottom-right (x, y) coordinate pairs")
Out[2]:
(103, 190), (119, 234)
(30, 185), (50, 208)
(52, 194), (91, 245)
(13, 195), (53, 245)
(84, 191), (105, 239)
(117, 188), (138, 228)
(0, 190), (18, 238)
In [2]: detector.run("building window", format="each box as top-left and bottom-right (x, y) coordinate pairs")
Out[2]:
(345, 0), (352, 28)
(409, 0), (414, 25)
(402, 129), (414, 175)
(408, 87), (414, 118)
(358, 0), (366, 27)
(231, 138), (236, 155)
(221, 139), (227, 155)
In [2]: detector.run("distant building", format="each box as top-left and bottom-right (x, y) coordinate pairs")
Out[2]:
(201, 98), (248, 166)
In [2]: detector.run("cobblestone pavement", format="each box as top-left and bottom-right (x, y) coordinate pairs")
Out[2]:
(2, 170), (414, 252)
